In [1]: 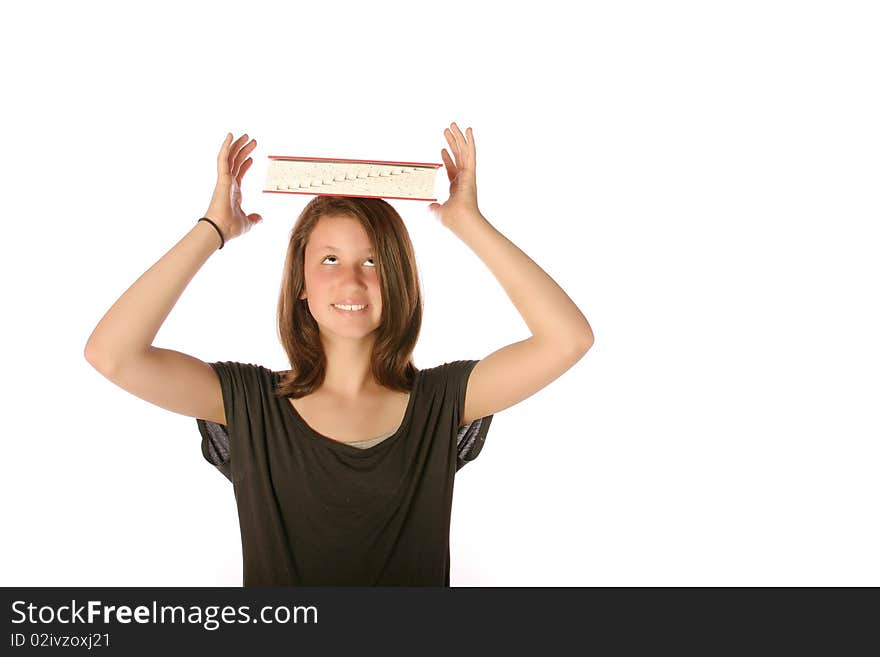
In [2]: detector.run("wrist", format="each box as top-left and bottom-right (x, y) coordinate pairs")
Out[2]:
(446, 210), (489, 238)
(198, 217), (226, 250)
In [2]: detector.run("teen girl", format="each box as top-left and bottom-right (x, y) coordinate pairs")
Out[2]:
(85, 122), (594, 586)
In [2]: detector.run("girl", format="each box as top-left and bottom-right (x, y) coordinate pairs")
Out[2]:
(85, 123), (594, 586)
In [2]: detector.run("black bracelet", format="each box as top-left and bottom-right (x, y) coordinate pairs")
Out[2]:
(198, 217), (225, 250)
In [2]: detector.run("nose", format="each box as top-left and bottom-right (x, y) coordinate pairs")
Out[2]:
(339, 263), (369, 288)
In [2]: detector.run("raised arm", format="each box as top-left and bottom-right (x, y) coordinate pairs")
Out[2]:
(428, 123), (594, 428)
(84, 133), (262, 424)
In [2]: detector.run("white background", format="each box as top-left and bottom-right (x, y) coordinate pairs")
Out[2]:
(2, 1), (878, 586)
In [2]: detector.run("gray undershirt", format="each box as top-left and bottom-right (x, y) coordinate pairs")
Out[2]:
(344, 427), (398, 449)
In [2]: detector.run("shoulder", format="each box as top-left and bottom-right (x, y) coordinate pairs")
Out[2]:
(211, 360), (272, 373)
(425, 359), (480, 375)
(209, 361), (277, 388)
(416, 359), (480, 389)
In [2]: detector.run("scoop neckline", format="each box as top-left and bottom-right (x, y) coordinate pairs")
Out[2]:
(273, 370), (420, 453)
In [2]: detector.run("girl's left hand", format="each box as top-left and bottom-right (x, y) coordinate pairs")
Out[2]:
(428, 122), (482, 230)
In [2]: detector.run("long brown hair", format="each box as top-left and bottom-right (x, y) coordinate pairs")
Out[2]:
(272, 196), (422, 400)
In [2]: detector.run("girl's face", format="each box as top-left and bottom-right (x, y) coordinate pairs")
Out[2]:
(300, 214), (382, 339)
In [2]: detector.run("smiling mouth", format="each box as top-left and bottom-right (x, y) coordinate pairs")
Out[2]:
(331, 304), (369, 314)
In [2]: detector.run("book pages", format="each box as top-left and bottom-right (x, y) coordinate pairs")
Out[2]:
(263, 157), (441, 201)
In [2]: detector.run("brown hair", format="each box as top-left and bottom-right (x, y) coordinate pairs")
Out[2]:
(272, 196), (422, 400)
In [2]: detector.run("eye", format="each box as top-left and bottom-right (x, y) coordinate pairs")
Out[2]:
(322, 255), (376, 267)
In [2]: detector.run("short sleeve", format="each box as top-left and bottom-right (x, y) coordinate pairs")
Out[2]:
(198, 416), (232, 482)
(442, 359), (494, 472)
(195, 361), (259, 483)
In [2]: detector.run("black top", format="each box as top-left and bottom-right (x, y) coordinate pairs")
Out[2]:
(196, 359), (493, 586)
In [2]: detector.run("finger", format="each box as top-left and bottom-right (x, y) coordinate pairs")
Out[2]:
(217, 133), (233, 177)
(440, 148), (457, 183)
(232, 139), (257, 179)
(219, 133), (246, 177)
(466, 126), (476, 167)
(444, 127), (460, 166)
(227, 133), (250, 173)
(230, 136), (253, 176)
(236, 157), (253, 186)
(450, 122), (470, 169)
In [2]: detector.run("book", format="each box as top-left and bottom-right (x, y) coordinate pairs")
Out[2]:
(262, 155), (443, 202)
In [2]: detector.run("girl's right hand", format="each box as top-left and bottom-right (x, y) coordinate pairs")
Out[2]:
(203, 133), (262, 243)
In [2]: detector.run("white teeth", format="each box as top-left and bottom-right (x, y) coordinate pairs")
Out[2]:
(333, 304), (366, 311)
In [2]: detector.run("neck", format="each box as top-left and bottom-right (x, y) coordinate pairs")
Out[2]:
(319, 333), (378, 400)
